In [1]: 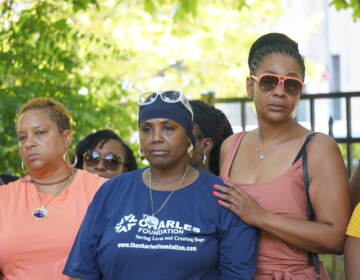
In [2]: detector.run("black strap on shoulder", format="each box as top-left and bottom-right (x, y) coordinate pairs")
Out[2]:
(295, 133), (321, 279)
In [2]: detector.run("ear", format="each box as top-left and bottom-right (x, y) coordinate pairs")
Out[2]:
(200, 137), (214, 155)
(246, 76), (255, 100)
(62, 129), (73, 149)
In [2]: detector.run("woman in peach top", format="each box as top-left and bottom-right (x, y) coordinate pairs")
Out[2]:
(213, 33), (350, 279)
(0, 98), (106, 280)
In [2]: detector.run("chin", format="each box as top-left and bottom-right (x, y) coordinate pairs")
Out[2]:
(148, 159), (174, 170)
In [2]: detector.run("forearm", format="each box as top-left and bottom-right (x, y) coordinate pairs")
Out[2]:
(260, 211), (345, 254)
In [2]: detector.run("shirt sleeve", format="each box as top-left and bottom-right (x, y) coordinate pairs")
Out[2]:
(63, 182), (110, 280)
(218, 207), (259, 280)
(347, 203), (360, 238)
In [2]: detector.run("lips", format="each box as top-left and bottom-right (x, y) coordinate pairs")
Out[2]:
(26, 153), (40, 161)
(267, 103), (287, 111)
(149, 149), (169, 156)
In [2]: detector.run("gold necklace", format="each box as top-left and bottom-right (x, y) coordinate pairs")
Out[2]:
(144, 165), (189, 227)
(32, 170), (75, 220)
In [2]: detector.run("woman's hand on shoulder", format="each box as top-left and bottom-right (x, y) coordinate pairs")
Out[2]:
(307, 133), (350, 253)
(212, 180), (267, 227)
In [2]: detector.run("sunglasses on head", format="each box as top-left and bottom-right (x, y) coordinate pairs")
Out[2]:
(83, 150), (124, 171)
(138, 90), (193, 119)
(251, 73), (304, 96)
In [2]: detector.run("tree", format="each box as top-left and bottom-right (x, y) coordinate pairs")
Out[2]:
(330, 0), (360, 20)
(0, 0), (281, 175)
(0, 0), (136, 175)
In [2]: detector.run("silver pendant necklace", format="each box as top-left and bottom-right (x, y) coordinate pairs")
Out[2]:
(31, 170), (74, 220)
(255, 145), (278, 160)
(145, 165), (189, 227)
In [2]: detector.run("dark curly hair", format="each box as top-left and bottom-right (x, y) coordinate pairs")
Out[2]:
(190, 100), (233, 175)
(248, 32), (305, 79)
(75, 130), (137, 172)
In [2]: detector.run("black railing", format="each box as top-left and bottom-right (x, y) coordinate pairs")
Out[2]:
(215, 91), (360, 177)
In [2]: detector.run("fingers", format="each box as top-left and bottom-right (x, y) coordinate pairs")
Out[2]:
(212, 184), (245, 207)
(212, 183), (247, 198)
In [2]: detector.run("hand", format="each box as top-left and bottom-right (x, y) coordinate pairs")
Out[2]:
(212, 180), (267, 227)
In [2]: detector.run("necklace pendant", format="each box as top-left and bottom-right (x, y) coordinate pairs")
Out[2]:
(258, 154), (265, 160)
(145, 215), (159, 227)
(32, 207), (48, 220)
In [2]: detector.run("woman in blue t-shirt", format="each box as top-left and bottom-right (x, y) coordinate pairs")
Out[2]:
(64, 90), (258, 280)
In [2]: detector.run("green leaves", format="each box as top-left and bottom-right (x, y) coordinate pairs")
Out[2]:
(0, 0), (136, 175)
(330, 0), (360, 21)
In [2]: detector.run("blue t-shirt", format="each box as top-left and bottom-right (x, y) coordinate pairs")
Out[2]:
(63, 169), (258, 280)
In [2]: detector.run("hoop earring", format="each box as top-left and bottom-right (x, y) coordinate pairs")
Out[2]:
(202, 154), (207, 166)
(21, 161), (27, 172)
(187, 144), (193, 157)
(64, 150), (78, 167)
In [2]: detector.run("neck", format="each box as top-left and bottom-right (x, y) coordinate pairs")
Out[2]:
(257, 119), (297, 143)
(148, 163), (191, 191)
(28, 163), (73, 186)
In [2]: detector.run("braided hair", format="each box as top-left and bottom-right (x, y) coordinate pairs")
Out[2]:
(75, 129), (138, 172)
(190, 100), (233, 175)
(248, 33), (305, 79)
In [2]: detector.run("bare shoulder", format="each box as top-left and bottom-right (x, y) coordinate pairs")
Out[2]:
(308, 133), (341, 156)
(221, 133), (238, 153)
(307, 133), (346, 181)
(220, 131), (252, 155)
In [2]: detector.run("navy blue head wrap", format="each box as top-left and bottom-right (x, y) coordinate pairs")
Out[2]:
(139, 95), (195, 145)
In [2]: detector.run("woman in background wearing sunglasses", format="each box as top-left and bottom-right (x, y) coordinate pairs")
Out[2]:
(64, 90), (258, 280)
(0, 97), (106, 280)
(75, 129), (137, 178)
(213, 33), (350, 279)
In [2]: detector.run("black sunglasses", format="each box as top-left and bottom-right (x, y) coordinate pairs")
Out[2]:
(83, 150), (124, 171)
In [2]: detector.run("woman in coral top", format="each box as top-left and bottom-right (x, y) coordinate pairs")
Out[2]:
(213, 33), (350, 279)
(0, 98), (106, 280)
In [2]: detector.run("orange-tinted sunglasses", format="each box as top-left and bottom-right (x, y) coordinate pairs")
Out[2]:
(251, 73), (304, 96)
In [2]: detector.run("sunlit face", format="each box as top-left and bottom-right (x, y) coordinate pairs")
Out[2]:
(247, 53), (303, 123)
(139, 118), (190, 169)
(17, 109), (71, 173)
(82, 139), (127, 179)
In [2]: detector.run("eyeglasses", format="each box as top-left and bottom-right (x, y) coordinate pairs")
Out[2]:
(138, 90), (193, 119)
(83, 150), (124, 171)
(251, 73), (304, 96)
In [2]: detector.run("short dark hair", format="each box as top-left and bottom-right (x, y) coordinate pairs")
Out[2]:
(248, 32), (305, 79)
(19, 97), (71, 132)
(190, 100), (233, 175)
(75, 129), (137, 171)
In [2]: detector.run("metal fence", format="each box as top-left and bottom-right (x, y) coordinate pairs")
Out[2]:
(215, 91), (360, 175)
(213, 91), (360, 280)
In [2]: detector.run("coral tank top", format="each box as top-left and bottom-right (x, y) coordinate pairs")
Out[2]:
(220, 132), (329, 279)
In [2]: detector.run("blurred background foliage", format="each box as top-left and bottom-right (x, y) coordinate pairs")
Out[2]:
(0, 0), (281, 175)
(0, 0), (359, 175)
